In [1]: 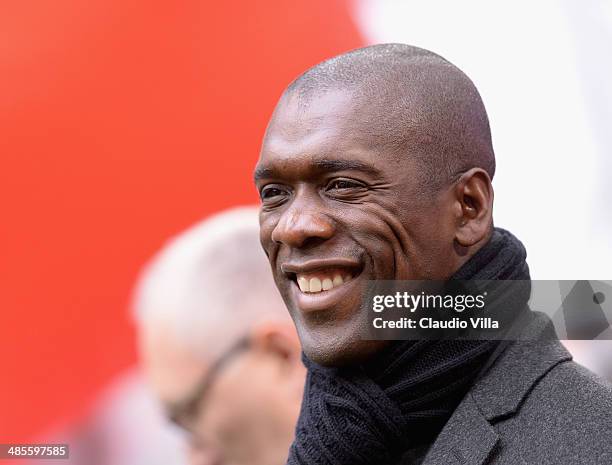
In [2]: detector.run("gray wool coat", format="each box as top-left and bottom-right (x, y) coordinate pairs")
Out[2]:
(409, 312), (612, 465)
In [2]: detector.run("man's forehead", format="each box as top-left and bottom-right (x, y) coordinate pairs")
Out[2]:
(274, 87), (355, 124)
(256, 82), (433, 183)
(266, 87), (361, 145)
(256, 113), (390, 181)
(260, 91), (375, 166)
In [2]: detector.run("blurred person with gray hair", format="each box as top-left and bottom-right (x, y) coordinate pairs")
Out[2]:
(133, 206), (306, 465)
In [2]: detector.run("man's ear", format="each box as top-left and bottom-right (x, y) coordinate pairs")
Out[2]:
(453, 168), (493, 247)
(249, 322), (303, 370)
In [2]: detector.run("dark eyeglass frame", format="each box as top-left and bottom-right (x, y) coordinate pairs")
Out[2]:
(167, 336), (251, 430)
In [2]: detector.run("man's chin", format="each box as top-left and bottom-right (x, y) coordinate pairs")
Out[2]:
(288, 295), (390, 366)
(301, 334), (390, 367)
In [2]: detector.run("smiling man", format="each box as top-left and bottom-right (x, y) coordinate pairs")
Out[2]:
(255, 44), (612, 465)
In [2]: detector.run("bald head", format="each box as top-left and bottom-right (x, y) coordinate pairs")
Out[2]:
(274, 43), (495, 192)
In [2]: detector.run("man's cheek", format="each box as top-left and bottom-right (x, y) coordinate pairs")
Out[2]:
(259, 215), (276, 244)
(260, 233), (279, 265)
(259, 230), (273, 252)
(354, 232), (397, 277)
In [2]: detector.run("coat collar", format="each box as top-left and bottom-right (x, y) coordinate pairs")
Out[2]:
(422, 312), (572, 465)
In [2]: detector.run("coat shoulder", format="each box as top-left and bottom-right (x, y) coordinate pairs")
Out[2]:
(531, 360), (612, 412)
(495, 360), (612, 463)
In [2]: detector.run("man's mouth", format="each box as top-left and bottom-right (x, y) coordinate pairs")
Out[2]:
(281, 259), (363, 313)
(295, 270), (354, 294)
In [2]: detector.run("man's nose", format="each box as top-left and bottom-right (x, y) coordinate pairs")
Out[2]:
(271, 200), (335, 248)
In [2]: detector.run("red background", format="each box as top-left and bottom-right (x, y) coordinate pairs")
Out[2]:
(0, 0), (362, 440)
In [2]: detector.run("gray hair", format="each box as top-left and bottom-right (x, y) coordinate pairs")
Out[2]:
(132, 206), (289, 358)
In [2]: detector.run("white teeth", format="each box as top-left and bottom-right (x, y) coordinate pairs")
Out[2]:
(309, 277), (322, 292)
(297, 276), (309, 292)
(296, 272), (353, 293)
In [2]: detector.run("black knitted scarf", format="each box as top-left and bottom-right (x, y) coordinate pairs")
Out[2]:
(286, 228), (530, 465)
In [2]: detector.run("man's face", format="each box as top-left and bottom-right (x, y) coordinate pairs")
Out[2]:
(141, 324), (303, 465)
(255, 88), (459, 365)
(187, 346), (302, 465)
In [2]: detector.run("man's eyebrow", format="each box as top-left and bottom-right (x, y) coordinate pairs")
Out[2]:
(253, 165), (274, 181)
(312, 159), (382, 176)
(254, 158), (382, 181)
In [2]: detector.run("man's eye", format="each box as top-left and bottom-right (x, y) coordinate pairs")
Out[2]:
(260, 186), (289, 202)
(326, 179), (364, 191)
(261, 188), (281, 199)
